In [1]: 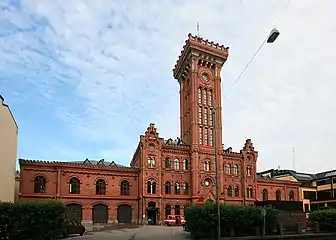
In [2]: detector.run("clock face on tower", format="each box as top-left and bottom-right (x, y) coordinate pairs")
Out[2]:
(201, 73), (209, 82)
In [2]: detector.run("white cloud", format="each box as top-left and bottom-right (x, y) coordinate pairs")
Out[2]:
(1, 0), (336, 173)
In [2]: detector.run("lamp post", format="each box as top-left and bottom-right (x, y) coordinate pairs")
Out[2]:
(211, 108), (220, 240)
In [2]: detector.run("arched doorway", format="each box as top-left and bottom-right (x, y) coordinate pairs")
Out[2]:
(66, 203), (83, 223)
(117, 204), (132, 224)
(147, 201), (157, 225)
(92, 204), (108, 224)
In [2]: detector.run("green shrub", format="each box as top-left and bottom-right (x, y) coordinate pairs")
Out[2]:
(0, 200), (66, 240)
(309, 209), (336, 232)
(184, 203), (278, 239)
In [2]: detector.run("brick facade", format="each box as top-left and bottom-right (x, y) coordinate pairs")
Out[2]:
(19, 34), (300, 225)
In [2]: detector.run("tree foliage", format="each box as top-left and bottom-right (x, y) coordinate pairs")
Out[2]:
(0, 200), (66, 240)
(309, 209), (336, 232)
(184, 202), (279, 239)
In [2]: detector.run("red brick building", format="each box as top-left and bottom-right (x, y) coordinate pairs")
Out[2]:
(19, 34), (300, 225)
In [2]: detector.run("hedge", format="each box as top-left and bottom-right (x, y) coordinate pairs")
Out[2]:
(309, 209), (336, 232)
(0, 200), (67, 240)
(184, 202), (279, 239)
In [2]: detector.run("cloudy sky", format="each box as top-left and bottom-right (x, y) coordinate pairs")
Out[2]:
(1, 0), (335, 173)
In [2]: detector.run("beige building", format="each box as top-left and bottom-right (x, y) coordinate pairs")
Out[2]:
(0, 94), (18, 202)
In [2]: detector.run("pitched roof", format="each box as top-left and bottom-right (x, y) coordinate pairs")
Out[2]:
(19, 158), (138, 171)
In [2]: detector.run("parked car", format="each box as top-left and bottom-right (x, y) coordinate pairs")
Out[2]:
(164, 215), (186, 227)
(61, 220), (85, 238)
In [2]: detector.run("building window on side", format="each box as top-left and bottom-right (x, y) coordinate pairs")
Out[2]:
(147, 180), (156, 194)
(209, 128), (213, 146)
(204, 128), (208, 145)
(183, 159), (188, 170)
(246, 167), (252, 176)
(289, 191), (295, 201)
(165, 181), (171, 194)
(227, 186), (233, 197)
(34, 176), (46, 193)
(203, 88), (207, 105)
(225, 164), (231, 174)
(165, 204), (171, 217)
(276, 189), (281, 201)
(209, 109), (213, 126)
(175, 205), (181, 215)
(199, 127), (203, 144)
(183, 182), (189, 194)
(198, 88), (202, 104)
(204, 160), (210, 171)
(174, 159), (180, 170)
(198, 107), (202, 124)
(148, 157), (156, 167)
(246, 187), (253, 198)
(234, 186), (239, 197)
(262, 189), (268, 201)
(175, 182), (181, 195)
(165, 157), (171, 168)
(120, 180), (130, 195)
(69, 177), (80, 194)
(209, 90), (213, 106)
(234, 164), (239, 175)
(96, 179), (106, 195)
(204, 108), (208, 125)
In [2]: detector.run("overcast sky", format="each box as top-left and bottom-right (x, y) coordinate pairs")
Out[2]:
(1, 0), (335, 173)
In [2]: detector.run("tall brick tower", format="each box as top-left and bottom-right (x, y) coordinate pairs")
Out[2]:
(173, 34), (229, 199)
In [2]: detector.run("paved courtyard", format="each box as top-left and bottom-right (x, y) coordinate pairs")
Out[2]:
(68, 226), (189, 240)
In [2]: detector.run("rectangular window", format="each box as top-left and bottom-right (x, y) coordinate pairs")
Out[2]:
(209, 109), (213, 126)
(204, 108), (208, 125)
(203, 89), (207, 105)
(198, 88), (202, 104)
(198, 107), (202, 124)
(204, 128), (208, 145)
(209, 90), (213, 106)
(210, 128), (214, 146)
(199, 127), (203, 144)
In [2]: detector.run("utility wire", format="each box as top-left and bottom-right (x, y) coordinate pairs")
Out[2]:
(223, 0), (292, 99)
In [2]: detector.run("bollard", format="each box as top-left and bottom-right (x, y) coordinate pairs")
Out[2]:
(229, 226), (235, 237)
(278, 222), (284, 236)
(295, 221), (302, 234)
(314, 222), (320, 233)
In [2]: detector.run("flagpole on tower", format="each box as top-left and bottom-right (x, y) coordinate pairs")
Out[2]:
(197, 22), (200, 37)
(292, 147), (295, 170)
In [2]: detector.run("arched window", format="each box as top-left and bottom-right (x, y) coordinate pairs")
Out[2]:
(165, 157), (171, 168)
(165, 181), (171, 194)
(174, 159), (180, 170)
(246, 167), (252, 176)
(276, 189), (281, 201)
(227, 186), (233, 197)
(262, 189), (268, 201)
(246, 187), (253, 198)
(148, 157), (155, 167)
(96, 179), (106, 195)
(289, 191), (295, 201)
(34, 176), (46, 193)
(204, 160), (210, 171)
(233, 164), (239, 175)
(225, 164), (231, 174)
(234, 186), (239, 197)
(69, 177), (80, 194)
(120, 180), (130, 195)
(147, 180), (156, 194)
(175, 182), (180, 195)
(165, 204), (171, 217)
(183, 159), (188, 170)
(183, 182), (189, 194)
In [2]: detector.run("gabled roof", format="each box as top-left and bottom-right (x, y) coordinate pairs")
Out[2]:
(257, 169), (316, 182)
